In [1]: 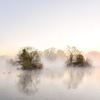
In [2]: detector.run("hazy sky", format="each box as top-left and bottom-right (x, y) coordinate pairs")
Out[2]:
(0, 0), (100, 55)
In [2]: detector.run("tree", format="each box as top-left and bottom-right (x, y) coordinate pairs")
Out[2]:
(17, 47), (43, 70)
(65, 46), (90, 67)
(43, 47), (57, 60)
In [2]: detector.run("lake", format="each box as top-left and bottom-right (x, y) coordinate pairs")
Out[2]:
(0, 57), (100, 100)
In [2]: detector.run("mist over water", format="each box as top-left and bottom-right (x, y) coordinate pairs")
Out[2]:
(0, 55), (100, 100)
(41, 55), (66, 70)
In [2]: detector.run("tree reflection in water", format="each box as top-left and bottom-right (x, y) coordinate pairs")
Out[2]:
(17, 70), (42, 95)
(17, 67), (92, 94)
(63, 67), (91, 89)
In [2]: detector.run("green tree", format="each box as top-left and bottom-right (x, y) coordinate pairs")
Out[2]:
(17, 47), (42, 70)
(66, 46), (90, 67)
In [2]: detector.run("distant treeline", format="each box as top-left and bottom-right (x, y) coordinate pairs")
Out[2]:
(9, 46), (91, 70)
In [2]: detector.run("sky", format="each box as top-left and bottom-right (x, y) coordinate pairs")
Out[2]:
(0, 0), (100, 55)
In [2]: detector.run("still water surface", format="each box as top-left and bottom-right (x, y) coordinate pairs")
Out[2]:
(0, 57), (100, 100)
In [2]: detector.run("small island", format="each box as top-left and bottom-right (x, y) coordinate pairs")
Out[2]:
(17, 47), (43, 70)
(66, 46), (91, 67)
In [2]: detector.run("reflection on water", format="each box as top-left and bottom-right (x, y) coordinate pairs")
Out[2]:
(63, 67), (91, 89)
(17, 67), (92, 95)
(0, 57), (98, 100)
(17, 70), (42, 95)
